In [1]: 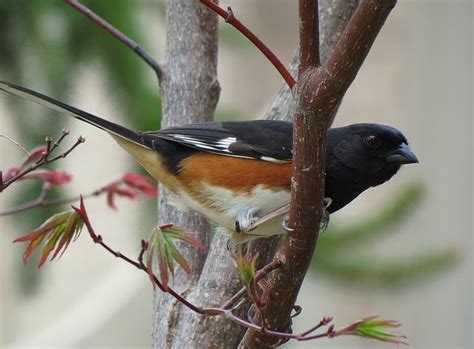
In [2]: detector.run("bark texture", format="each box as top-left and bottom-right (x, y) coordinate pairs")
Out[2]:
(152, 1), (219, 348)
(240, 0), (397, 347)
(152, 1), (365, 348)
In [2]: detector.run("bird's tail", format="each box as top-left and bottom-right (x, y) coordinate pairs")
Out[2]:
(0, 81), (146, 147)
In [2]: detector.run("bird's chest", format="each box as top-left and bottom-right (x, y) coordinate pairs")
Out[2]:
(175, 183), (290, 234)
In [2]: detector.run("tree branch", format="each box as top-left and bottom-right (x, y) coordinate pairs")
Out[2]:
(64, 0), (163, 79)
(0, 130), (84, 192)
(299, 0), (320, 75)
(77, 202), (404, 346)
(200, 0), (296, 88)
(240, 1), (398, 347)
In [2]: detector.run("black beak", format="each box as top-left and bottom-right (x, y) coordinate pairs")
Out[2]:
(386, 143), (419, 164)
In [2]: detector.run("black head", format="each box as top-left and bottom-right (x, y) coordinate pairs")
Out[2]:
(325, 123), (418, 213)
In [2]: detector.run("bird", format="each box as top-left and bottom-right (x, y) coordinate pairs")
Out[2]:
(0, 81), (418, 243)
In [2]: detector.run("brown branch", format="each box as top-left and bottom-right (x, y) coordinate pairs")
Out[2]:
(222, 259), (281, 310)
(63, 0), (163, 79)
(73, 197), (405, 345)
(199, 0), (296, 88)
(241, 0), (398, 347)
(298, 0), (320, 76)
(0, 130), (84, 192)
(77, 197), (279, 326)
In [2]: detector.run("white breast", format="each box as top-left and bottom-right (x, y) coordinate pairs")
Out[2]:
(174, 183), (290, 237)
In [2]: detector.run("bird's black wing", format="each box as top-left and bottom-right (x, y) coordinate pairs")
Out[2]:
(145, 120), (294, 163)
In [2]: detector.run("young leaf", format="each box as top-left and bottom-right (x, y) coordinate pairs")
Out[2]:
(101, 172), (158, 210)
(235, 251), (259, 285)
(145, 224), (202, 290)
(13, 210), (84, 268)
(332, 316), (407, 345)
(122, 172), (158, 196)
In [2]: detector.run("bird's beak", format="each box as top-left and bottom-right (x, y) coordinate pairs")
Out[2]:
(386, 143), (419, 164)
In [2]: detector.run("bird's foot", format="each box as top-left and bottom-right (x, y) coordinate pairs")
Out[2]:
(234, 208), (260, 233)
(239, 204), (290, 233)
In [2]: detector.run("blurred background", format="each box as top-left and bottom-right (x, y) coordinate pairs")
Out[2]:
(0, 0), (472, 348)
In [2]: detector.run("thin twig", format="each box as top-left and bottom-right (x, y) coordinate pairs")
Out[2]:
(64, 0), (163, 79)
(75, 196), (399, 344)
(0, 135), (30, 156)
(222, 259), (282, 310)
(0, 132), (84, 192)
(0, 188), (102, 216)
(199, 0), (296, 88)
(45, 129), (70, 160)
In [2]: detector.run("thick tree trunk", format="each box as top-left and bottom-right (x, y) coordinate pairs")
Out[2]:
(152, 1), (358, 348)
(151, 1), (219, 348)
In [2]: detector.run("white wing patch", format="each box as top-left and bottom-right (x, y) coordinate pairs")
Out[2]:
(259, 156), (288, 163)
(167, 134), (290, 163)
(171, 134), (235, 153)
(215, 137), (237, 148)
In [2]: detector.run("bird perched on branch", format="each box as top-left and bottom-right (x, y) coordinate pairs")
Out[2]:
(0, 81), (418, 243)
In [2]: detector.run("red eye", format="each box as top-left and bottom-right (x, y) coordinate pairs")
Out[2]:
(366, 135), (381, 148)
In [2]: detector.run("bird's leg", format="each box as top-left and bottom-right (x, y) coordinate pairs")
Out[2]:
(281, 198), (332, 233)
(236, 204), (290, 234)
(281, 214), (294, 233)
(234, 198), (330, 235)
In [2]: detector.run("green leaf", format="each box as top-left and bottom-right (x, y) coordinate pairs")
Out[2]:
(236, 252), (259, 285)
(145, 224), (202, 290)
(353, 316), (407, 344)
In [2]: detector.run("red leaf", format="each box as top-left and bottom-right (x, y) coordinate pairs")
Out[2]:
(24, 145), (47, 164)
(114, 187), (138, 199)
(2, 167), (19, 182)
(23, 170), (72, 186)
(106, 190), (117, 210)
(122, 172), (158, 196)
(22, 234), (46, 265)
(14, 210), (84, 267)
(156, 234), (169, 290)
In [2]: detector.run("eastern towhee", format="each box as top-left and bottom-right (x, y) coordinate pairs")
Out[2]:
(0, 82), (418, 243)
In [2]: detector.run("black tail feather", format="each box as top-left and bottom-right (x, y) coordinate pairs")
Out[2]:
(0, 81), (145, 147)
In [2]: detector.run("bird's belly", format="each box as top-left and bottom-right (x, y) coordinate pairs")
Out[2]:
(175, 183), (290, 236)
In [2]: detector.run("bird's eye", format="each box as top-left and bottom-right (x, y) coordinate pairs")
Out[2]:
(365, 135), (381, 148)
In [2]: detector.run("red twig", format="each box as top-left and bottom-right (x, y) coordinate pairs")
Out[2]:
(199, 0), (296, 88)
(222, 259), (281, 310)
(0, 187), (101, 216)
(0, 130), (84, 193)
(73, 197), (403, 344)
(64, 0), (162, 79)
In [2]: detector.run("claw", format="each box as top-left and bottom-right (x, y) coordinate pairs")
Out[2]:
(281, 215), (294, 232)
(291, 305), (302, 318)
(324, 197), (333, 209)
